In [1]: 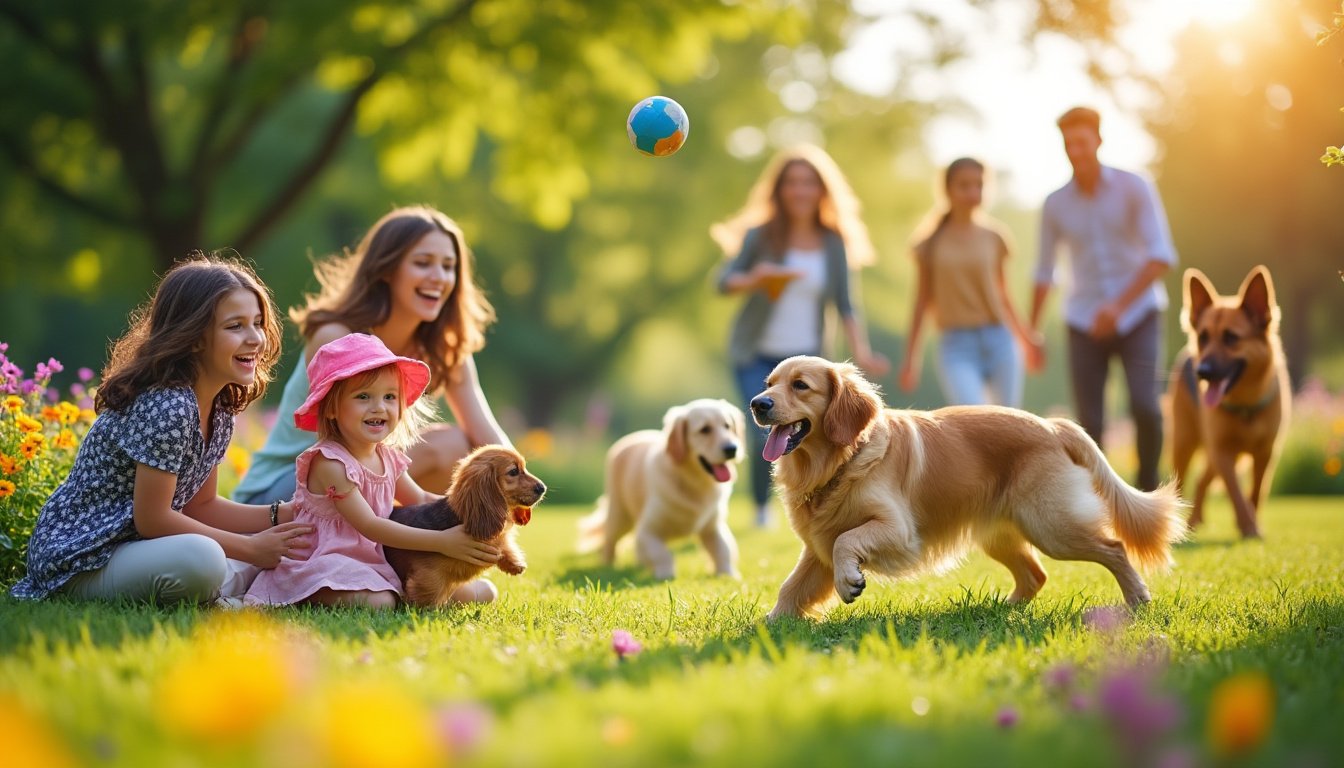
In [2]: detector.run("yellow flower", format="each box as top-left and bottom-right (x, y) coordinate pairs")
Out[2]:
(1207, 671), (1275, 757)
(2, 395), (23, 413)
(317, 681), (445, 768)
(52, 430), (77, 451)
(15, 414), (42, 433)
(18, 441), (42, 461)
(0, 480), (14, 498)
(58, 402), (81, 426)
(518, 428), (555, 459)
(226, 444), (251, 478)
(80, 408), (96, 423)
(156, 612), (304, 745)
(40, 406), (61, 422)
(0, 454), (19, 475)
(0, 694), (77, 768)
(1325, 456), (1342, 477)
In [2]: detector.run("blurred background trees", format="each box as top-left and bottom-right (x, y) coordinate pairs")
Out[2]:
(2, 0), (1341, 439)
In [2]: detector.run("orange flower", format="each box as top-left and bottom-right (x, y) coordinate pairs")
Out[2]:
(40, 406), (62, 422)
(18, 441), (42, 461)
(2, 395), (22, 413)
(0, 694), (76, 768)
(1325, 456), (1342, 477)
(0, 454), (19, 475)
(0, 480), (15, 498)
(1207, 671), (1275, 756)
(52, 430), (77, 451)
(15, 414), (42, 433)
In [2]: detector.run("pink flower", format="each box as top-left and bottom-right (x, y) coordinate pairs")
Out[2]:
(1083, 605), (1129, 635)
(996, 706), (1019, 728)
(611, 629), (642, 659)
(1098, 668), (1184, 750)
(436, 702), (493, 755)
(78, 367), (94, 382)
(1044, 663), (1077, 694)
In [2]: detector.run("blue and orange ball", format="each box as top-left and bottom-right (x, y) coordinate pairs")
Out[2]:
(626, 96), (689, 157)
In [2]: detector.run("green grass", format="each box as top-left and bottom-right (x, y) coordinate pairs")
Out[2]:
(2, 496), (1342, 767)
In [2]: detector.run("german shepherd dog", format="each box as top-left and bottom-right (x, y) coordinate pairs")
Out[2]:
(1168, 266), (1289, 538)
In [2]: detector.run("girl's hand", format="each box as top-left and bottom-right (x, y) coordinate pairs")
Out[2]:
(899, 358), (919, 393)
(1022, 333), (1046, 373)
(438, 525), (501, 566)
(857, 350), (891, 379)
(246, 522), (314, 568)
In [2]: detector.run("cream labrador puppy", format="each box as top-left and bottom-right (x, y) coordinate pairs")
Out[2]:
(579, 398), (746, 579)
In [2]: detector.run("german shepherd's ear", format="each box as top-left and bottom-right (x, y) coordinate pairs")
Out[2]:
(1237, 265), (1277, 332)
(824, 362), (882, 447)
(449, 454), (510, 541)
(1183, 268), (1218, 332)
(664, 406), (689, 464)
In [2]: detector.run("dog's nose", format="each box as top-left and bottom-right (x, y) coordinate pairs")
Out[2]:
(749, 395), (773, 417)
(723, 443), (738, 459)
(533, 482), (546, 496)
(1195, 359), (1218, 380)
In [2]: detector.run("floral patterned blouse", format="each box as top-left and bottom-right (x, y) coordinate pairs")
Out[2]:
(10, 387), (233, 600)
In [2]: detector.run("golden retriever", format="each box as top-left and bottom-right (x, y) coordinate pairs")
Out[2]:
(386, 446), (545, 607)
(750, 356), (1186, 620)
(578, 398), (746, 579)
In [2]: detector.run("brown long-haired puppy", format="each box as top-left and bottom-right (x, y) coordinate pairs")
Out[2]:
(750, 357), (1186, 620)
(385, 446), (545, 607)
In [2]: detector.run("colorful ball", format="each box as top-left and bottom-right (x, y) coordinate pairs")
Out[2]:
(626, 96), (690, 157)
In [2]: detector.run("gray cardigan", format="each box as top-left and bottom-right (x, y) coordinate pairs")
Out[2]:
(716, 225), (857, 366)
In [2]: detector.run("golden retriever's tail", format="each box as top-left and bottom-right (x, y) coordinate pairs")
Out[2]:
(1052, 419), (1187, 571)
(576, 496), (608, 554)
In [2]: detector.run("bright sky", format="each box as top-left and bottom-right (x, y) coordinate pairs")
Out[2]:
(832, 0), (1260, 204)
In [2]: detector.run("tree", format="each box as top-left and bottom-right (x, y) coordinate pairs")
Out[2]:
(1148, 0), (1344, 384)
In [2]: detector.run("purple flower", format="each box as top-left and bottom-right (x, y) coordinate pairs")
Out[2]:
(0, 342), (7, 353)
(78, 366), (94, 382)
(1083, 605), (1129, 635)
(19, 380), (39, 396)
(1044, 663), (1077, 694)
(1, 361), (21, 382)
(70, 383), (86, 398)
(1097, 668), (1184, 749)
(611, 629), (642, 659)
(35, 358), (63, 379)
(436, 702), (493, 755)
(996, 706), (1019, 728)
(46, 387), (59, 403)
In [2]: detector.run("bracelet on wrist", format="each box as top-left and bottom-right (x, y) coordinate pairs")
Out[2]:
(269, 500), (280, 528)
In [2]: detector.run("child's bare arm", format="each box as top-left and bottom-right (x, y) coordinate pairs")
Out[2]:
(311, 457), (499, 565)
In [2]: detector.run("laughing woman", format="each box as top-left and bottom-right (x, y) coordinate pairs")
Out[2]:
(234, 207), (512, 582)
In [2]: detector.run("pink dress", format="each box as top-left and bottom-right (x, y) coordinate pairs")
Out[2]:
(246, 440), (408, 605)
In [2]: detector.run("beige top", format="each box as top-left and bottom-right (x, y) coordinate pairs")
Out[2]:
(918, 223), (1010, 331)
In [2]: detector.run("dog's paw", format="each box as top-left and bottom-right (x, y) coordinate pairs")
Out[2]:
(835, 567), (866, 604)
(497, 558), (527, 576)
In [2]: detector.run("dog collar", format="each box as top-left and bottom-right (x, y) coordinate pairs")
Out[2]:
(1218, 380), (1280, 419)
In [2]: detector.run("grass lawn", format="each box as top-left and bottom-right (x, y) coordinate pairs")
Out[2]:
(1, 495), (1341, 767)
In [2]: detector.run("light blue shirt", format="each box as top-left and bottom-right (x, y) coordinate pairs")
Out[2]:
(1036, 165), (1177, 335)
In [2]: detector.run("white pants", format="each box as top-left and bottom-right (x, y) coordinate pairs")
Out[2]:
(61, 534), (260, 605)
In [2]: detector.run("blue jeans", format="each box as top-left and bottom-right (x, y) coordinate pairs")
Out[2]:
(735, 355), (794, 507)
(936, 324), (1023, 407)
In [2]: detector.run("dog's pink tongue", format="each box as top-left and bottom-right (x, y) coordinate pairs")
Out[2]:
(710, 463), (732, 483)
(1203, 378), (1231, 408)
(762, 425), (790, 463)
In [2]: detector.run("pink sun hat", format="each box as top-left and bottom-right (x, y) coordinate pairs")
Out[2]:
(293, 333), (432, 432)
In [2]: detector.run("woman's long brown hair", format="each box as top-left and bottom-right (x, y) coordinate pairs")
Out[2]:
(95, 254), (283, 414)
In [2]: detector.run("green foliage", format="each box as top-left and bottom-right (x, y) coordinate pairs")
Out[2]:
(1, 498), (1341, 765)
(1319, 1), (1344, 166)
(1271, 379), (1344, 495)
(0, 351), (94, 585)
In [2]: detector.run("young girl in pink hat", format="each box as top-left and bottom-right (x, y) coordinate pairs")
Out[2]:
(246, 333), (500, 608)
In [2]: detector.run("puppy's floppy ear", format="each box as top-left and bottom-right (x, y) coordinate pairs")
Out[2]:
(664, 405), (689, 463)
(1237, 265), (1277, 332)
(1183, 268), (1217, 332)
(824, 362), (882, 447)
(724, 400), (746, 443)
(448, 453), (510, 541)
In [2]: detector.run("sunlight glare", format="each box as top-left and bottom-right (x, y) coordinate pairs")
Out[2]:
(1179, 0), (1258, 28)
